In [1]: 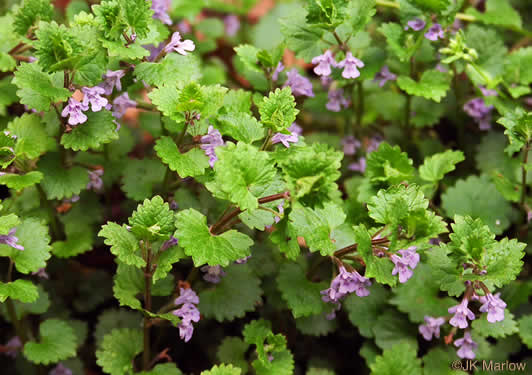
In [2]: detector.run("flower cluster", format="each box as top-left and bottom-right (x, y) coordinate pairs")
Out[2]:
(172, 287), (201, 342)
(201, 126), (225, 167)
(390, 246), (419, 283)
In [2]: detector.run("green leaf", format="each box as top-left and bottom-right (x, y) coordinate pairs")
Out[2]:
(397, 70), (451, 102)
(38, 153), (90, 200)
(0, 214), (20, 235)
(61, 110), (119, 151)
(8, 113), (52, 159)
(518, 315), (532, 349)
(366, 143), (415, 187)
(152, 245), (184, 282)
(419, 150), (465, 182)
(378, 22), (414, 62)
(52, 230), (93, 258)
(504, 47), (532, 86)
(258, 88), (299, 132)
(0, 77), (18, 115)
(138, 363), (183, 375)
(175, 208), (253, 266)
(155, 136), (209, 178)
(135, 53), (202, 87)
(306, 0), (348, 29)
(406, 0), (450, 13)
(496, 108), (532, 155)
(12, 63), (71, 112)
(466, 0), (522, 29)
(95, 328), (143, 375)
(201, 364), (242, 375)
(280, 10), (327, 62)
(235, 44), (262, 73)
(0, 279), (38, 303)
(441, 175), (513, 235)
(217, 337), (249, 374)
(389, 264), (456, 323)
(373, 311), (418, 350)
(370, 342), (422, 375)
(289, 203), (346, 256)
(23, 319), (77, 365)
(472, 310), (518, 338)
(295, 313), (337, 336)
(0, 218), (51, 274)
(277, 263), (327, 318)
(35, 21), (85, 72)
(252, 349), (294, 375)
(0, 172), (43, 191)
(344, 283), (390, 338)
(93, 0), (152, 41)
(206, 142), (277, 211)
(348, 0), (376, 34)
(94, 309), (141, 346)
(121, 158), (166, 201)
(215, 113), (265, 143)
(98, 222), (145, 268)
(13, 0), (54, 36)
(129, 195), (174, 241)
(199, 264), (262, 321)
(482, 238), (526, 289)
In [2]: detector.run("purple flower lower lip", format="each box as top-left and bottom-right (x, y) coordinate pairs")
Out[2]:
(405, 18), (426, 31)
(311, 50), (337, 77)
(454, 331), (477, 359)
(283, 68), (314, 97)
(337, 52), (364, 79)
(201, 126), (224, 167)
(0, 228), (24, 251)
(61, 97), (88, 126)
(164, 32), (196, 55)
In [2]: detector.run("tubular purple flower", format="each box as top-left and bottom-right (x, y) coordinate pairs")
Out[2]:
(274, 200), (285, 224)
(82, 86), (108, 112)
(0, 228), (24, 251)
(224, 15), (240, 37)
(32, 268), (49, 279)
(326, 89), (349, 112)
(200, 265), (226, 284)
(100, 70), (126, 95)
(374, 66), (397, 87)
(348, 157), (366, 173)
(61, 98), (88, 126)
(175, 287), (199, 305)
(288, 123), (302, 135)
(448, 299), (476, 328)
(271, 132), (299, 148)
(3, 336), (21, 358)
(272, 62), (285, 82)
(425, 23), (445, 41)
(463, 98), (493, 131)
(150, 0), (172, 25)
(342, 135), (361, 156)
(391, 246), (419, 283)
(112, 93), (137, 119)
(418, 316), (445, 341)
(49, 363), (73, 375)
(283, 68), (314, 97)
(164, 32), (195, 55)
(161, 236), (178, 251)
(173, 303), (201, 342)
(479, 293), (506, 323)
(86, 169), (104, 191)
(311, 50), (337, 77)
(479, 85), (498, 97)
(201, 126), (224, 167)
(405, 18), (426, 31)
(454, 332), (477, 359)
(320, 266), (371, 305)
(337, 52), (364, 79)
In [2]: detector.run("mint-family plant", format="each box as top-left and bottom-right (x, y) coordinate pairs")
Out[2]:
(1, 0), (532, 374)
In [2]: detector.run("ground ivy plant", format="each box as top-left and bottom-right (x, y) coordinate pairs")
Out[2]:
(1, 0), (532, 374)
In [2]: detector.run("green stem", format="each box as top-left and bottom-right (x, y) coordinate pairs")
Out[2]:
(260, 129), (273, 151)
(136, 100), (157, 111)
(143, 245), (153, 371)
(520, 142), (530, 207)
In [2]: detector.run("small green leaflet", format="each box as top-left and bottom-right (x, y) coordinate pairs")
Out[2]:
(8, 113), (52, 159)
(397, 70), (451, 102)
(258, 88), (299, 132)
(98, 222), (145, 268)
(155, 136), (209, 178)
(215, 112), (265, 143)
(128, 195), (175, 241)
(61, 110), (119, 151)
(370, 342), (422, 375)
(0, 279), (39, 303)
(95, 328), (143, 375)
(24, 319), (78, 365)
(419, 150), (465, 183)
(0, 171), (43, 191)
(201, 364), (242, 375)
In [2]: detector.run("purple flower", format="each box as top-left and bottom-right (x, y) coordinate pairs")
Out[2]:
(164, 32), (195, 55)
(61, 98), (88, 126)
(112, 93), (137, 119)
(448, 299), (476, 329)
(161, 236), (178, 251)
(320, 75), (333, 88)
(418, 316), (445, 341)
(435, 63), (448, 73)
(200, 265), (226, 284)
(374, 66), (397, 87)
(151, 0), (172, 25)
(283, 68), (314, 97)
(0, 228), (24, 251)
(342, 135), (361, 156)
(224, 15), (240, 37)
(405, 18), (426, 31)
(454, 332), (477, 359)
(86, 169), (104, 191)
(82, 86), (108, 112)
(366, 136), (383, 153)
(173, 303), (200, 342)
(337, 52), (364, 79)
(463, 98), (493, 131)
(326, 89), (350, 112)
(49, 363), (73, 375)
(32, 268), (49, 279)
(311, 50), (337, 77)
(271, 132), (299, 148)
(391, 246), (419, 283)
(100, 70), (125, 95)
(288, 123), (302, 135)
(274, 200), (285, 224)
(201, 126), (224, 167)
(425, 23), (444, 41)
(348, 157), (366, 173)
(175, 287), (199, 305)
(321, 266), (371, 304)
(235, 255), (251, 264)
(272, 62), (284, 82)
(479, 85), (498, 97)
(177, 20), (191, 34)
(3, 336), (21, 358)
(479, 293), (506, 323)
